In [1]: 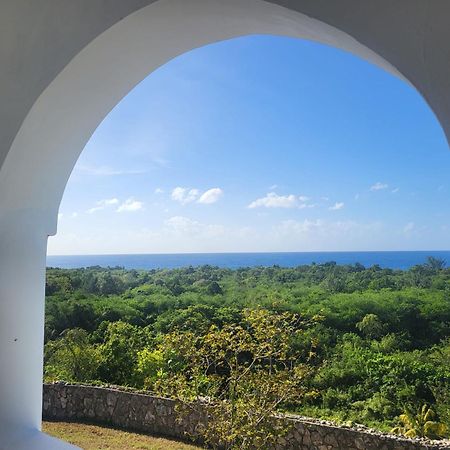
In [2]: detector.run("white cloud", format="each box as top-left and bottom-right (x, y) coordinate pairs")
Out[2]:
(402, 222), (426, 240)
(370, 182), (389, 191)
(87, 206), (102, 214)
(391, 188), (400, 194)
(248, 192), (313, 209)
(165, 216), (201, 234)
(275, 219), (324, 234)
(404, 222), (415, 233)
(58, 213), (63, 220)
(71, 212), (78, 218)
(154, 188), (164, 194)
(249, 192), (299, 209)
(171, 187), (224, 205)
(273, 219), (383, 247)
(329, 202), (344, 211)
(87, 198), (119, 214)
(47, 215), (388, 255)
(165, 216), (225, 238)
(103, 198), (119, 206)
(198, 188), (223, 204)
(171, 187), (200, 205)
(116, 198), (144, 213)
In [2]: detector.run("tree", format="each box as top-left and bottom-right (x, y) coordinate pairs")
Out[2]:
(425, 256), (446, 272)
(96, 272), (124, 295)
(97, 321), (150, 385)
(135, 348), (165, 388)
(207, 281), (223, 295)
(154, 309), (316, 449)
(44, 328), (100, 382)
(356, 314), (385, 340)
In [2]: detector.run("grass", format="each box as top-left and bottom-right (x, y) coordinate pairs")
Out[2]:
(43, 421), (202, 450)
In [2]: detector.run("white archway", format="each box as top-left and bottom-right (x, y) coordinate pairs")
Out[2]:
(1, 1), (449, 448)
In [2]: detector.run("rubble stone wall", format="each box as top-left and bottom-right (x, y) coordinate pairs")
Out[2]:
(43, 383), (449, 450)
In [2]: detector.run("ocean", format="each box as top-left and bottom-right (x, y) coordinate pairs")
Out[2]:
(46, 251), (450, 271)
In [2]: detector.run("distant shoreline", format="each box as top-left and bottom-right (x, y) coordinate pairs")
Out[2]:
(46, 250), (450, 271)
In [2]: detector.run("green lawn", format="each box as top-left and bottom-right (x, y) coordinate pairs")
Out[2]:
(43, 421), (201, 450)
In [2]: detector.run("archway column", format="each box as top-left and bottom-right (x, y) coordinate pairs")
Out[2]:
(0, 210), (78, 449)
(0, 1), (449, 448)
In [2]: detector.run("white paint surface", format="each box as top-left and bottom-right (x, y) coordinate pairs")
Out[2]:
(0, 0), (449, 447)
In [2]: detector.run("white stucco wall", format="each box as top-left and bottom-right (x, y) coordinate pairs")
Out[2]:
(0, 1), (449, 448)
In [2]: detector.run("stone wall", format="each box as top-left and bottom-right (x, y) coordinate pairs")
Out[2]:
(43, 383), (450, 450)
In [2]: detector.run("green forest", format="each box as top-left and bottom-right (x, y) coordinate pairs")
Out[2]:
(44, 258), (450, 444)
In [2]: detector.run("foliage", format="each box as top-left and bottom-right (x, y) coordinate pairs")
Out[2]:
(391, 404), (447, 439)
(44, 262), (450, 438)
(432, 381), (450, 432)
(151, 309), (314, 449)
(44, 328), (100, 382)
(97, 321), (151, 386)
(356, 313), (385, 339)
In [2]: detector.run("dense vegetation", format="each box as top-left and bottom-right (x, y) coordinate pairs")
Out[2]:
(44, 258), (450, 442)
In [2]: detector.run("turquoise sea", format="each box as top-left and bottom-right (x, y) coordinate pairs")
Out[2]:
(47, 251), (450, 270)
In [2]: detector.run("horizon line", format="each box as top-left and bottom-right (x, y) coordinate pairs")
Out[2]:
(47, 249), (450, 258)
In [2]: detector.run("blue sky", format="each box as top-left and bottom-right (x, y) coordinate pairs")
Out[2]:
(48, 35), (450, 255)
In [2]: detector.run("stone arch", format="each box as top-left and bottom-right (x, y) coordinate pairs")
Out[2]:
(0, 0), (418, 235)
(0, 1), (449, 448)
